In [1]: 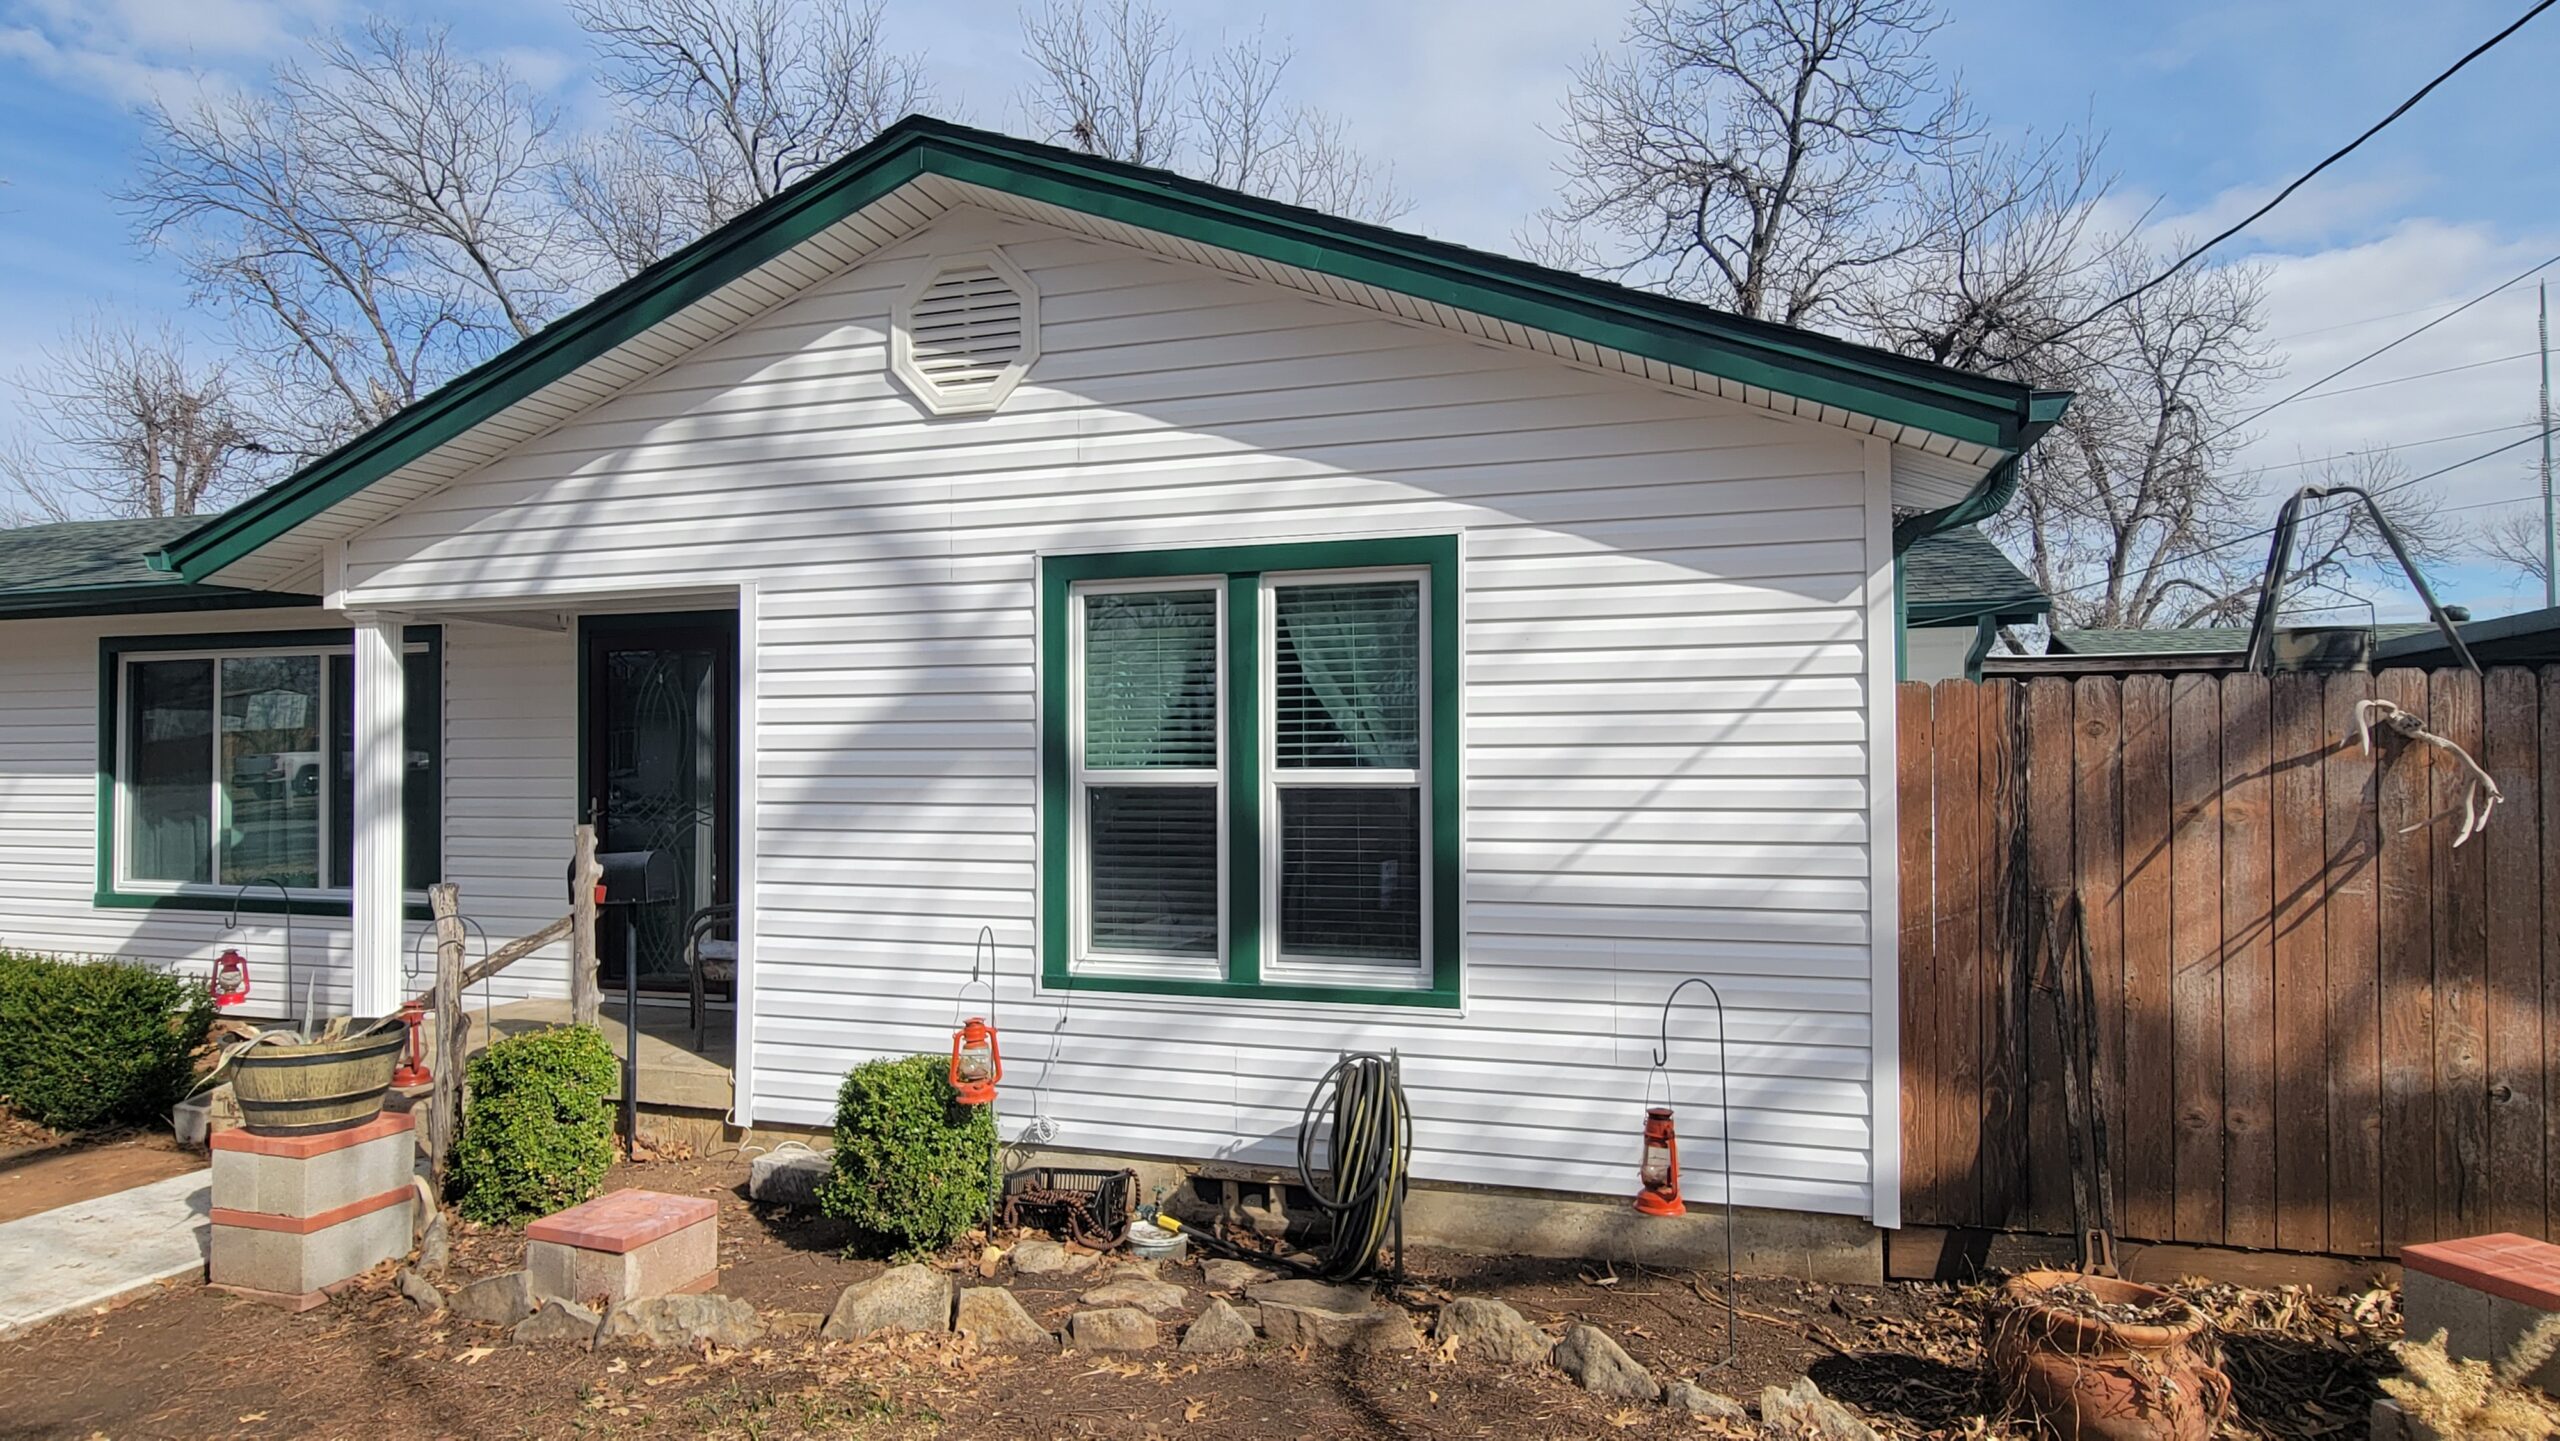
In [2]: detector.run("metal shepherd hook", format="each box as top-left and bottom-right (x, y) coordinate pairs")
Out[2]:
(1653, 975), (1739, 1371)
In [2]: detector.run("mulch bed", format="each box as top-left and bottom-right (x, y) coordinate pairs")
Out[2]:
(0, 1152), (2403, 1439)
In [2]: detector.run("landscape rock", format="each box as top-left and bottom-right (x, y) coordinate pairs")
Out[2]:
(1758, 1377), (1878, 1441)
(1201, 1259), (1265, 1291)
(1248, 1279), (1419, 1353)
(1180, 1298), (1257, 1356)
(1079, 1275), (1190, 1315)
(823, 1264), (954, 1340)
(397, 1268), (444, 1315)
(1551, 1324), (1660, 1402)
(1009, 1239), (1098, 1279)
(767, 1311), (826, 1339)
(746, 1148), (831, 1207)
(415, 1206), (450, 1277)
(1434, 1297), (1548, 1366)
(598, 1293), (766, 1349)
(514, 1299), (603, 1347)
(1070, 1307), (1160, 1352)
(955, 1288), (1055, 1350)
(450, 1271), (535, 1326)
(1666, 1381), (1748, 1421)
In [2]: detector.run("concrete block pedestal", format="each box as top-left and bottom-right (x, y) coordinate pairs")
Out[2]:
(208, 1111), (417, 1311)
(527, 1189), (718, 1307)
(2401, 1232), (2560, 1392)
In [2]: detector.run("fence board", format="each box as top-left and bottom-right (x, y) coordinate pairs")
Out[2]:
(2372, 668), (2437, 1252)
(2118, 676), (2177, 1243)
(2169, 674), (2227, 1244)
(2220, 672), (2277, 1249)
(2073, 679), (2126, 1230)
(2023, 678), (2078, 1233)
(2431, 669), (2490, 1238)
(2323, 671), (2383, 1255)
(2270, 672), (2331, 1255)
(1979, 683), (2027, 1225)
(2545, 669), (2560, 1242)
(2484, 669), (2545, 1239)
(1933, 681), (1985, 1227)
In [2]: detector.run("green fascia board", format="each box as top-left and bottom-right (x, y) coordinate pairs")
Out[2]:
(1905, 596), (2049, 626)
(156, 115), (2061, 585)
(1891, 390), (2072, 554)
(0, 583), (319, 620)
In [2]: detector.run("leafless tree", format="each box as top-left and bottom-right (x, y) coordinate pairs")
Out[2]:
(570, 0), (926, 270)
(0, 321), (276, 524)
(1538, 0), (1974, 326)
(1020, 0), (1407, 220)
(2482, 506), (2554, 587)
(128, 24), (576, 448)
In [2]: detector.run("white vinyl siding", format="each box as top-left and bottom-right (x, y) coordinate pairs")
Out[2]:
(323, 204), (1890, 1216)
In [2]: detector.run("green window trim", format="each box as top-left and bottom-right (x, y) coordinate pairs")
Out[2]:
(1040, 536), (1461, 1009)
(95, 626), (443, 921)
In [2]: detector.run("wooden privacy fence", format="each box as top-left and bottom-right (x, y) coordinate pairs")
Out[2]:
(1899, 666), (2560, 1259)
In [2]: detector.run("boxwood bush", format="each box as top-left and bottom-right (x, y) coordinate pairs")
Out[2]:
(816, 1053), (997, 1258)
(0, 951), (213, 1131)
(451, 1025), (617, 1225)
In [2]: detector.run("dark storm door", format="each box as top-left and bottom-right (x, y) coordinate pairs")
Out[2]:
(582, 612), (738, 993)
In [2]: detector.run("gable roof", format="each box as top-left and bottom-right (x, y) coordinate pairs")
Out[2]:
(0, 515), (313, 619)
(1900, 527), (2048, 626)
(150, 115), (2068, 588)
(2050, 624), (2439, 656)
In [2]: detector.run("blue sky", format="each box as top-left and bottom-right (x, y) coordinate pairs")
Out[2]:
(2, 0), (2556, 618)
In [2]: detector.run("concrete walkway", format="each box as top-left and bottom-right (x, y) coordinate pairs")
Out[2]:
(0, 1167), (209, 1337)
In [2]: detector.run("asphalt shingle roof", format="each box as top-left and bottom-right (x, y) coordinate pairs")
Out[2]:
(2051, 623), (2438, 655)
(1900, 526), (2048, 623)
(0, 513), (311, 618)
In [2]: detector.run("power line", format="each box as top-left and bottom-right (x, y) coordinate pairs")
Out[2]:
(2247, 422), (2540, 478)
(2216, 249), (2560, 440)
(2036, 426), (2552, 605)
(2258, 349), (2535, 407)
(2028, 0), (2558, 352)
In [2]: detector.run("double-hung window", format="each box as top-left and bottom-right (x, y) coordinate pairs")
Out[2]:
(99, 628), (442, 913)
(1041, 536), (1458, 1007)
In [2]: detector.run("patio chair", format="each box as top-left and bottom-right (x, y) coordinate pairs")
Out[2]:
(682, 903), (737, 1047)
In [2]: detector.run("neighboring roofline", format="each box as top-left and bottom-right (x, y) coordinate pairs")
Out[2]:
(1981, 652), (2248, 677)
(2374, 603), (2560, 659)
(1906, 596), (2049, 626)
(153, 114), (2068, 585)
(0, 582), (319, 621)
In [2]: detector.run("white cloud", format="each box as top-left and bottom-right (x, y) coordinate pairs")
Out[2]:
(0, 0), (334, 106)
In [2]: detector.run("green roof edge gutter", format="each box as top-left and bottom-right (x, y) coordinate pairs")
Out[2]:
(152, 114), (2061, 584)
(1891, 390), (2073, 555)
(0, 581), (318, 620)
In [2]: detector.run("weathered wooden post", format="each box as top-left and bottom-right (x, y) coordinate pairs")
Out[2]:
(570, 824), (601, 1028)
(428, 882), (467, 1190)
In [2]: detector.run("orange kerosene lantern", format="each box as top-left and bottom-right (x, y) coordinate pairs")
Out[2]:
(950, 1016), (1002, 1106)
(1635, 1105), (1685, 1216)
(210, 948), (252, 1009)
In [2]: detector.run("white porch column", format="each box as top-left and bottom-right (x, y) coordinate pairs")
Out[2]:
(349, 614), (406, 1017)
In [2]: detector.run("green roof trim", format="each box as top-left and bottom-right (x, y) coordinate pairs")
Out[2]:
(0, 516), (316, 619)
(1899, 526), (2049, 625)
(154, 115), (2065, 585)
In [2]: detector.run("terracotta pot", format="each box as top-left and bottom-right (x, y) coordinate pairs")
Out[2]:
(1984, 1270), (2233, 1441)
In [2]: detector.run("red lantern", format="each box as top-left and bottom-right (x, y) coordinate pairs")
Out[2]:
(1635, 1106), (1685, 1217)
(209, 949), (252, 1010)
(392, 996), (431, 1087)
(950, 1016), (1001, 1106)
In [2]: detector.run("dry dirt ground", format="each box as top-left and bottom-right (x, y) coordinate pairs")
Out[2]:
(0, 1153), (2399, 1440)
(0, 1127), (204, 1225)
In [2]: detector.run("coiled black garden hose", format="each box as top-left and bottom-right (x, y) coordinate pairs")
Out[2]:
(1159, 1050), (1412, 1284)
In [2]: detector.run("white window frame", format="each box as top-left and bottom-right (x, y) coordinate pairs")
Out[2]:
(112, 640), (432, 907)
(1258, 566), (1434, 992)
(1066, 576), (1228, 982)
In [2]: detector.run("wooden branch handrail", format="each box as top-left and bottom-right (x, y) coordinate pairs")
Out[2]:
(456, 915), (570, 992)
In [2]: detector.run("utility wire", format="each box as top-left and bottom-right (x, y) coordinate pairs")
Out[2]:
(2032, 425), (2551, 606)
(2258, 349), (2536, 408)
(2213, 250), (2560, 441)
(2026, 0), (2558, 353)
(2249, 422), (2540, 478)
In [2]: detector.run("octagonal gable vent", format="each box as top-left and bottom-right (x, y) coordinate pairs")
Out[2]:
(891, 250), (1040, 414)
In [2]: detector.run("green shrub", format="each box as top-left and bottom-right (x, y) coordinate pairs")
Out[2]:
(0, 951), (214, 1131)
(815, 1054), (997, 1258)
(451, 1025), (618, 1225)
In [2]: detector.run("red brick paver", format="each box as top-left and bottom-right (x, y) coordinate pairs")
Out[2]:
(2402, 1233), (2560, 1311)
(526, 1188), (716, 1254)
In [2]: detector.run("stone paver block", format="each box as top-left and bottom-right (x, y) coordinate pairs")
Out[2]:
(2403, 1232), (2560, 1392)
(209, 1194), (413, 1305)
(210, 1112), (416, 1220)
(526, 1189), (718, 1307)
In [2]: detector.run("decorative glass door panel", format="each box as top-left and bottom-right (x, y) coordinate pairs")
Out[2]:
(583, 614), (736, 992)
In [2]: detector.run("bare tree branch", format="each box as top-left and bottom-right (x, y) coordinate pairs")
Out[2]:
(0, 320), (278, 524)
